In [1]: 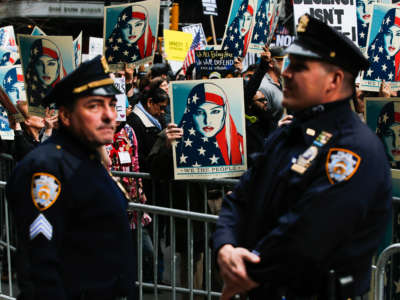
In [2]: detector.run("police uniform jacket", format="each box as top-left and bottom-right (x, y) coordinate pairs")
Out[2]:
(6, 129), (136, 300)
(213, 99), (392, 299)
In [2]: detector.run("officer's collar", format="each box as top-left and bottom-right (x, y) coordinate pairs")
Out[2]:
(49, 128), (101, 161)
(293, 98), (351, 121)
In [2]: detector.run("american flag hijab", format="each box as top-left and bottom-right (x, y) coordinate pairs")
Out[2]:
(356, 0), (372, 50)
(222, 0), (255, 58)
(105, 5), (155, 65)
(366, 8), (400, 82)
(376, 101), (400, 167)
(26, 38), (67, 105)
(250, 0), (273, 45)
(176, 82), (244, 168)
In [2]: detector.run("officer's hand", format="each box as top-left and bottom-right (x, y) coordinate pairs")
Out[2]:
(165, 123), (183, 148)
(217, 244), (260, 299)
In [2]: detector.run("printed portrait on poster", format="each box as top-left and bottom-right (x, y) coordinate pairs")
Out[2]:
(18, 35), (74, 116)
(31, 26), (46, 36)
(104, 0), (160, 71)
(171, 78), (247, 179)
(73, 32), (82, 69)
(0, 65), (26, 121)
(249, 0), (281, 53)
(0, 104), (14, 140)
(361, 5), (400, 91)
(365, 97), (400, 169)
(221, 0), (256, 58)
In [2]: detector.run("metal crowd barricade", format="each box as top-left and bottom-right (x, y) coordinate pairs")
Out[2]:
(0, 153), (16, 300)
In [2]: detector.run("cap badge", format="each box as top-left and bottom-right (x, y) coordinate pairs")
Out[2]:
(297, 15), (309, 33)
(101, 56), (110, 74)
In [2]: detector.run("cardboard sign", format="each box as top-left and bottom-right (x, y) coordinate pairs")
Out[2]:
(104, 0), (160, 71)
(202, 0), (218, 16)
(163, 29), (193, 62)
(293, 0), (358, 44)
(171, 78), (247, 179)
(195, 50), (235, 78)
(73, 31), (82, 69)
(113, 77), (127, 122)
(89, 37), (103, 60)
(182, 24), (208, 47)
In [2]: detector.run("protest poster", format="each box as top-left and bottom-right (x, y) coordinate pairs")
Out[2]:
(221, 0), (257, 58)
(195, 50), (235, 78)
(360, 4), (400, 92)
(364, 97), (400, 169)
(31, 26), (46, 36)
(73, 31), (82, 69)
(182, 24), (208, 48)
(0, 65), (26, 121)
(0, 104), (13, 140)
(0, 46), (19, 67)
(171, 78), (247, 179)
(293, 0), (358, 44)
(18, 35), (74, 116)
(89, 37), (103, 60)
(270, 24), (295, 47)
(202, 0), (218, 16)
(0, 26), (16, 49)
(356, 0), (391, 54)
(163, 29), (193, 62)
(113, 77), (127, 122)
(104, 0), (160, 72)
(248, 0), (283, 53)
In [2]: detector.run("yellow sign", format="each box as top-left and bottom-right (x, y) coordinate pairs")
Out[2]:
(163, 29), (193, 62)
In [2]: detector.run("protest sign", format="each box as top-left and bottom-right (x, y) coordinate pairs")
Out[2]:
(293, 0), (358, 44)
(113, 77), (127, 122)
(195, 50), (235, 78)
(104, 0), (160, 72)
(202, 0), (218, 16)
(0, 26), (16, 49)
(171, 78), (247, 179)
(163, 29), (193, 62)
(18, 35), (74, 116)
(0, 104), (13, 140)
(360, 4), (400, 91)
(31, 26), (46, 36)
(182, 24), (208, 47)
(73, 31), (82, 69)
(89, 37), (103, 60)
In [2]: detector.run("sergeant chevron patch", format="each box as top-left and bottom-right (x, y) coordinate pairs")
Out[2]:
(31, 172), (61, 211)
(29, 213), (53, 240)
(326, 148), (361, 184)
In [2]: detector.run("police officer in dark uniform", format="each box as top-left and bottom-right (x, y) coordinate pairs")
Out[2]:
(6, 55), (136, 300)
(212, 15), (392, 300)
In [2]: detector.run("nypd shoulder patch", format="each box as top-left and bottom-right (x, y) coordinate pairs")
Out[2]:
(30, 213), (53, 240)
(31, 172), (61, 211)
(326, 148), (361, 184)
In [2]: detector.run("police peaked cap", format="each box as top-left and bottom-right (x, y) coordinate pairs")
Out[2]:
(42, 55), (121, 107)
(285, 14), (369, 76)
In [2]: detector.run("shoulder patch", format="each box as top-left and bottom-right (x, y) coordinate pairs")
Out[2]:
(31, 172), (61, 211)
(326, 148), (361, 184)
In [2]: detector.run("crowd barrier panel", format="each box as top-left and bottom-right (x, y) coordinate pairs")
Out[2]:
(2, 162), (400, 300)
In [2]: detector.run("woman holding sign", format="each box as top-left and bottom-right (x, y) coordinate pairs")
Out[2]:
(105, 4), (155, 65)
(176, 82), (244, 168)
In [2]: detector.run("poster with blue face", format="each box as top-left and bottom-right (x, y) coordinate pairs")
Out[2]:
(103, 0), (160, 72)
(356, 0), (391, 54)
(0, 104), (13, 140)
(31, 26), (46, 36)
(0, 65), (27, 121)
(361, 4), (400, 92)
(171, 78), (247, 180)
(364, 97), (400, 169)
(248, 0), (282, 53)
(18, 35), (74, 116)
(221, 0), (258, 58)
(73, 31), (82, 69)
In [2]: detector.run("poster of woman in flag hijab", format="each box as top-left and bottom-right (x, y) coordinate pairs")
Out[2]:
(221, 0), (256, 58)
(18, 35), (74, 116)
(104, 1), (160, 72)
(171, 78), (247, 180)
(248, 0), (282, 53)
(361, 4), (400, 91)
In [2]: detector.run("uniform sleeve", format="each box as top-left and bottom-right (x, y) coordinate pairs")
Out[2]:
(7, 161), (68, 300)
(245, 149), (392, 288)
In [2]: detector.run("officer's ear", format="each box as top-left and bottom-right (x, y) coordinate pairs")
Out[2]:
(326, 68), (344, 95)
(58, 106), (72, 127)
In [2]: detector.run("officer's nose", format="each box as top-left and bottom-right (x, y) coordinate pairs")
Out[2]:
(103, 104), (116, 123)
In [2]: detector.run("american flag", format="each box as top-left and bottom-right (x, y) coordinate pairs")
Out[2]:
(183, 30), (202, 74)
